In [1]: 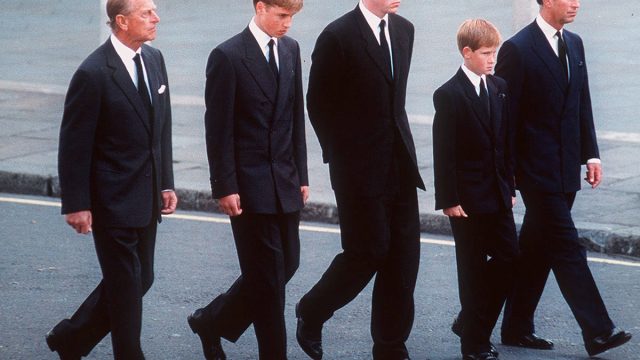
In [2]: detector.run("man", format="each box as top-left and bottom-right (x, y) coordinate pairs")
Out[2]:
(496, 0), (632, 357)
(46, 0), (177, 359)
(296, 1), (424, 359)
(187, 1), (307, 359)
(433, 19), (517, 360)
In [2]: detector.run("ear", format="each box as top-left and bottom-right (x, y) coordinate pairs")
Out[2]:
(115, 14), (128, 31)
(462, 46), (473, 59)
(255, 1), (266, 14)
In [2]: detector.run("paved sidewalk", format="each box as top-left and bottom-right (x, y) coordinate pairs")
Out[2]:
(1, 1), (639, 257)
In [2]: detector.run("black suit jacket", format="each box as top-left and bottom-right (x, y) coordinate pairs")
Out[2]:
(433, 69), (515, 214)
(495, 21), (599, 193)
(204, 28), (308, 214)
(58, 39), (174, 228)
(307, 6), (424, 196)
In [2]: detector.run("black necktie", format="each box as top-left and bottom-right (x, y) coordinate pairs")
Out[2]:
(379, 19), (392, 78)
(479, 77), (490, 115)
(556, 30), (569, 80)
(133, 53), (152, 113)
(268, 39), (279, 82)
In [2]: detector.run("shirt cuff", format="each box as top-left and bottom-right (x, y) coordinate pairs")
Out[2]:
(586, 158), (601, 164)
(161, 189), (174, 192)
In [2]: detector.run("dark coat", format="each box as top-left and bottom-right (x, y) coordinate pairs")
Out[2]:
(432, 69), (515, 214)
(204, 28), (308, 214)
(306, 6), (424, 196)
(58, 39), (174, 227)
(495, 21), (599, 193)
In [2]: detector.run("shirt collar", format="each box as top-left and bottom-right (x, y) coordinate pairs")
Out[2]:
(461, 64), (486, 93)
(249, 17), (277, 53)
(110, 34), (140, 62)
(536, 14), (562, 42)
(359, 0), (389, 34)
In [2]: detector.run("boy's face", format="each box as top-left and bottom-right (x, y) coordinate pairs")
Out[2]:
(255, 1), (298, 38)
(463, 45), (497, 76)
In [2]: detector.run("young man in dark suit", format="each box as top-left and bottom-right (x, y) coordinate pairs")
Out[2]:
(496, 0), (631, 357)
(432, 19), (517, 360)
(46, 0), (177, 359)
(187, 1), (307, 359)
(295, 1), (424, 359)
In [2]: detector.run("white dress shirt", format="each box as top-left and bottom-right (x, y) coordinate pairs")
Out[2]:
(249, 17), (279, 69)
(461, 64), (487, 96)
(110, 34), (152, 102)
(359, 0), (394, 76)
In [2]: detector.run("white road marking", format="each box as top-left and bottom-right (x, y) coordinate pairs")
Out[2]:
(2, 195), (639, 267)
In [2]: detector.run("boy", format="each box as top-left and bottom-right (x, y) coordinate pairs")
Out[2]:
(187, 1), (307, 359)
(432, 19), (518, 360)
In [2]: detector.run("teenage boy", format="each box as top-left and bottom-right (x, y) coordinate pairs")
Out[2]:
(187, 1), (307, 359)
(432, 19), (518, 360)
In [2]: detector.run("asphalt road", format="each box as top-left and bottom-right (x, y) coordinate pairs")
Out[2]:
(1, 193), (639, 359)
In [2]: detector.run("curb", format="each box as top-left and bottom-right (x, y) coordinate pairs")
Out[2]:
(1, 170), (638, 258)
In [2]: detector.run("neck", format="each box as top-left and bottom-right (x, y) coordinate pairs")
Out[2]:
(114, 31), (143, 52)
(540, 11), (563, 31)
(362, 0), (386, 19)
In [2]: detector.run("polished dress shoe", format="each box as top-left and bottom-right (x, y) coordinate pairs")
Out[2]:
(187, 309), (226, 360)
(451, 316), (499, 357)
(462, 351), (497, 360)
(585, 328), (632, 356)
(501, 333), (553, 350)
(296, 302), (323, 359)
(45, 329), (81, 360)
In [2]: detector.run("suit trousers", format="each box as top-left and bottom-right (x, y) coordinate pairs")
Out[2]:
(501, 190), (614, 340)
(202, 211), (300, 360)
(298, 184), (420, 359)
(50, 220), (157, 359)
(450, 210), (518, 354)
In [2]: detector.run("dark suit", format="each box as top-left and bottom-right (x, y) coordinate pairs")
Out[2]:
(53, 38), (174, 358)
(298, 6), (424, 359)
(496, 21), (615, 341)
(432, 69), (518, 354)
(197, 27), (307, 358)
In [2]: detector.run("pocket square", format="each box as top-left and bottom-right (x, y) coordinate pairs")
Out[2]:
(158, 85), (166, 94)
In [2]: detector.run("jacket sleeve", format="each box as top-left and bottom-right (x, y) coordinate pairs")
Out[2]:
(292, 40), (309, 187)
(158, 50), (175, 191)
(204, 48), (239, 199)
(432, 87), (459, 210)
(58, 68), (101, 214)
(306, 30), (345, 163)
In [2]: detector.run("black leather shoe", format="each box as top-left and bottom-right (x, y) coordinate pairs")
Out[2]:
(585, 328), (632, 356)
(451, 316), (499, 357)
(45, 329), (81, 360)
(501, 333), (553, 350)
(187, 309), (226, 360)
(463, 352), (497, 360)
(296, 302), (323, 359)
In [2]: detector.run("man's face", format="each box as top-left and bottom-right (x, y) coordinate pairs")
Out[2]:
(364, 0), (402, 17)
(121, 0), (160, 45)
(255, 2), (298, 38)
(463, 46), (498, 76)
(547, 0), (580, 26)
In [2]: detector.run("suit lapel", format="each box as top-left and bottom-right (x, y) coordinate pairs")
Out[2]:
(354, 8), (393, 83)
(106, 41), (152, 134)
(142, 46), (162, 137)
(456, 69), (492, 137)
(529, 22), (568, 91)
(241, 28), (278, 104)
(273, 38), (294, 123)
(563, 31), (582, 101)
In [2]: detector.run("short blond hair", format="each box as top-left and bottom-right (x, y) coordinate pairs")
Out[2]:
(254, 0), (303, 12)
(456, 19), (501, 53)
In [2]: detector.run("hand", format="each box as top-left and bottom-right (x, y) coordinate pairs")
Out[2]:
(585, 162), (602, 189)
(512, 196), (517, 207)
(65, 210), (93, 234)
(300, 186), (310, 205)
(443, 205), (468, 218)
(218, 193), (242, 216)
(161, 190), (178, 215)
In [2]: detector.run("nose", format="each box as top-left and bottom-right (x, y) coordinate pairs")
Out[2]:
(151, 10), (160, 23)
